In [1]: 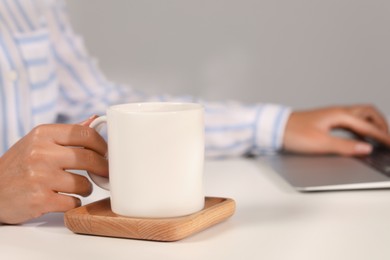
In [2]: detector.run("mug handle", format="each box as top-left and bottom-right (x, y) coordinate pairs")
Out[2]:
(88, 116), (110, 190)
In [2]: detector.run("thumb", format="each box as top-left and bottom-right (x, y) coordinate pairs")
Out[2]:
(78, 115), (98, 126)
(326, 137), (373, 156)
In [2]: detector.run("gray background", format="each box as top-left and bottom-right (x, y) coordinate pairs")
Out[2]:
(67, 0), (390, 113)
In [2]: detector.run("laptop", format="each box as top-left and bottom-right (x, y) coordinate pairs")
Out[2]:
(260, 133), (390, 192)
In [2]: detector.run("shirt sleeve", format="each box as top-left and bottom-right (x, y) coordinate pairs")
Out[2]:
(202, 101), (291, 158)
(44, 0), (141, 123)
(45, 0), (292, 158)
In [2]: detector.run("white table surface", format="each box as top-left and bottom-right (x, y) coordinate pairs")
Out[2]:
(2, 157), (390, 260)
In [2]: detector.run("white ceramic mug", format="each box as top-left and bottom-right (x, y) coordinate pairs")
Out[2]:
(89, 102), (205, 218)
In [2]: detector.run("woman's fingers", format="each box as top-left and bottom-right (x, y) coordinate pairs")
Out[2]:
(282, 105), (390, 155)
(58, 146), (109, 177)
(29, 124), (107, 157)
(336, 112), (390, 147)
(45, 193), (82, 213)
(0, 122), (108, 224)
(347, 105), (389, 133)
(78, 115), (98, 126)
(323, 137), (373, 156)
(21, 140), (109, 177)
(49, 170), (93, 197)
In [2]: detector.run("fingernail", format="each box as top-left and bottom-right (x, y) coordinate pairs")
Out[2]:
(80, 115), (98, 126)
(355, 143), (373, 154)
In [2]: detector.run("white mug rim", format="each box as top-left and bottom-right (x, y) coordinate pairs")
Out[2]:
(108, 102), (203, 114)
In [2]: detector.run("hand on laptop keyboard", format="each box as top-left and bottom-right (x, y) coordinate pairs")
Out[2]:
(282, 104), (390, 156)
(355, 137), (390, 176)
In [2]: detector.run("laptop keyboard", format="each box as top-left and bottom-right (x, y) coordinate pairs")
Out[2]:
(356, 145), (390, 177)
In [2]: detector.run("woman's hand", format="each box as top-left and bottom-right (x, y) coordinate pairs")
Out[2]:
(283, 104), (390, 156)
(0, 118), (108, 224)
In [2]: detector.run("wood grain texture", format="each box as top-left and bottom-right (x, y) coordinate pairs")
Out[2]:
(64, 197), (235, 242)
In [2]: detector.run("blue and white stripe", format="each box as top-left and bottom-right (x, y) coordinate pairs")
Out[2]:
(0, 0), (291, 158)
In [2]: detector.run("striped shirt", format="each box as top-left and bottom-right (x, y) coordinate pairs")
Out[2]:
(0, 0), (291, 158)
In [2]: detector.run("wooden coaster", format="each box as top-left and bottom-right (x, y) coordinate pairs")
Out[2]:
(64, 197), (235, 242)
